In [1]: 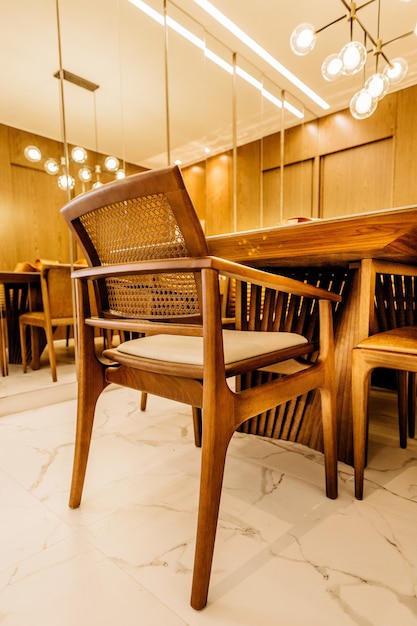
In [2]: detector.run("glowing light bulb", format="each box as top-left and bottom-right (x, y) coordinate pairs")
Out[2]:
(383, 57), (408, 84)
(24, 145), (42, 162)
(350, 88), (377, 120)
(321, 54), (343, 81)
(44, 158), (60, 175)
(71, 146), (88, 163)
(340, 41), (367, 75)
(365, 73), (389, 100)
(290, 23), (316, 55)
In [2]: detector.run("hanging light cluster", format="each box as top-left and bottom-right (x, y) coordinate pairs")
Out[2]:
(290, 0), (416, 120)
(23, 145), (125, 192)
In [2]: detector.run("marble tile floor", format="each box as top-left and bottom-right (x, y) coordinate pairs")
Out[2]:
(1, 352), (417, 625)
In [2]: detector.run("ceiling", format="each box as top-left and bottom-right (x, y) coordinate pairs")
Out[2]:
(1, 0), (417, 169)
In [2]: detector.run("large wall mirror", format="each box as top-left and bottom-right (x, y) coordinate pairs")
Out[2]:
(2, 0), (417, 398)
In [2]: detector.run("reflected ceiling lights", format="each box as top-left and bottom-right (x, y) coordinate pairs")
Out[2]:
(128, 0), (306, 119)
(290, 0), (417, 120)
(191, 0), (330, 110)
(23, 146), (125, 192)
(24, 145), (42, 162)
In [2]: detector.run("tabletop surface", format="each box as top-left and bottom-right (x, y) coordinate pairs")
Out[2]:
(206, 205), (417, 267)
(0, 271), (41, 284)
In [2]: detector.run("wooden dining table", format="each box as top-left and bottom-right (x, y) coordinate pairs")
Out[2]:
(207, 205), (417, 466)
(0, 271), (42, 368)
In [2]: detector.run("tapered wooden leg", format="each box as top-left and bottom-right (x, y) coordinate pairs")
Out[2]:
(397, 371), (408, 448)
(190, 410), (234, 610)
(319, 384), (338, 500)
(192, 407), (202, 448)
(19, 320), (28, 373)
(44, 323), (57, 382)
(352, 349), (372, 500)
(408, 372), (416, 439)
(140, 391), (147, 411)
(69, 325), (106, 509)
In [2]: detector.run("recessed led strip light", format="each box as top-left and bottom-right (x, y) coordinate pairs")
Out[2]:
(128, 0), (304, 118)
(192, 0), (330, 111)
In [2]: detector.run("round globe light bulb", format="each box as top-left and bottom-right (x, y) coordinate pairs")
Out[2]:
(78, 167), (92, 182)
(116, 169), (126, 179)
(340, 41), (367, 75)
(44, 158), (60, 175)
(290, 23), (316, 56)
(383, 57), (408, 84)
(57, 174), (75, 191)
(350, 88), (378, 120)
(71, 146), (88, 163)
(321, 53), (343, 81)
(365, 73), (389, 100)
(24, 145), (42, 162)
(104, 155), (120, 172)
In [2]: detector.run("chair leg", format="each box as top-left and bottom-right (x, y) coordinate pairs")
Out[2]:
(408, 372), (416, 439)
(44, 324), (57, 382)
(19, 320), (28, 373)
(140, 392), (147, 411)
(319, 384), (338, 500)
(69, 326), (107, 509)
(397, 371), (408, 448)
(190, 406), (234, 610)
(192, 407), (202, 448)
(352, 349), (372, 500)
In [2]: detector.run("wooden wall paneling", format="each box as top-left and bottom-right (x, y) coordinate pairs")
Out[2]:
(262, 131), (281, 171)
(11, 164), (71, 268)
(0, 125), (14, 268)
(182, 162), (207, 228)
(262, 168), (280, 227)
(393, 84), (417, 207)
(0, 124), (145, 269)
(262, 160), (314, 227)
(320, 138), (394, 218)
(205, 151), (233, 235)
(281, 160), (314, 220)
(283, 119), (319, 164)
(318, 92), (396, 155)
(236, 139), (261, 231)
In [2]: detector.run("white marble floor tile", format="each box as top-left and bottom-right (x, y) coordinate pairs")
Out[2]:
(1, 380), (417, 624)
(0, 533), (187, 626)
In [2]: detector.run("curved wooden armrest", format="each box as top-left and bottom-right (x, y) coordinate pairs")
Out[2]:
(72, 256), (342, 303)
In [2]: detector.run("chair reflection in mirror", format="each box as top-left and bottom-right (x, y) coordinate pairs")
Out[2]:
(18, 264), (74, 382)
(61, 165), (341, 610)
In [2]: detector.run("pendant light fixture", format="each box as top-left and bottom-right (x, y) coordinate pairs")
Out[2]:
(290, 0), (416, 120)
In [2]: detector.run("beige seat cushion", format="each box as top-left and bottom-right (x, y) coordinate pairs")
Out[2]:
(115, 329), (308, 366)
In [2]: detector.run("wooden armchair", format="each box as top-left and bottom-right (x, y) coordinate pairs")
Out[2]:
(18, 264), (74, 382)
(352, 260), (417, 499)
(61, 165), (341, 610)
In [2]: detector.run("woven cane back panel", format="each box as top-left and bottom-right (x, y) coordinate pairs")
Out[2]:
(79, 192), (200, 319)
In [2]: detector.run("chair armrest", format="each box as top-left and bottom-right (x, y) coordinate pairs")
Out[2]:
(72, 257), (341, 303)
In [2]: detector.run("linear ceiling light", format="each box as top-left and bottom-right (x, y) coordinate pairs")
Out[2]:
(192, 0), (330, 110)
(128, 0), (304, 118)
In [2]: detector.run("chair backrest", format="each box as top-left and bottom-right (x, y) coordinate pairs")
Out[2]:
(61, 166), (209, 321)
(39, 265), (74, 319)
(373, 269), (417, 334)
